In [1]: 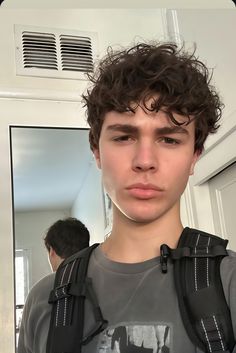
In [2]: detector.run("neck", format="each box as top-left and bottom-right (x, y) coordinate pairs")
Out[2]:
(53, 256), (64, 272)
(101, 203), (183, 263)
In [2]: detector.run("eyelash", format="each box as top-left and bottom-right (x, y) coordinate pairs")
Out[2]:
(112, 135), (180, 145)
(113, 135), (133, 142)
(161, 137), (180, 145)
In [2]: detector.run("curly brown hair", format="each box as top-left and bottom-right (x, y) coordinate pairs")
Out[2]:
(82, 42), (223, 152)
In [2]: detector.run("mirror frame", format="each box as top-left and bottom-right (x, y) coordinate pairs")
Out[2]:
(0, 97), (87, 353)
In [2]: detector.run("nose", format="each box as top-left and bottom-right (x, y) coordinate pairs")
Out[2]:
(132, 140), (157, 172)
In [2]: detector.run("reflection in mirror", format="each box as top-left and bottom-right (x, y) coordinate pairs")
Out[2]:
(10, 126), (105, 346)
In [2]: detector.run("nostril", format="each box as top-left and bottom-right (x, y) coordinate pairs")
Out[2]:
(133, 164), (156, 172)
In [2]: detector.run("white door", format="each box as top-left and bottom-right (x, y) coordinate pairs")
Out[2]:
(209, 162), (236, 250)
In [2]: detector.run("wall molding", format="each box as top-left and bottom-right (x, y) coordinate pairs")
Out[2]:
(182, 182), (197, 228)
(0, 87), (82, 102)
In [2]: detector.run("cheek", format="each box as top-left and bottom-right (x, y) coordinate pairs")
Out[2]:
(100, 153), (119, 186)
(167, 156), (195, 185)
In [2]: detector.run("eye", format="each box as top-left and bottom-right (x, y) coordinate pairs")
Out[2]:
(161, 137), (180, 145)
(113, 135), (134, 142)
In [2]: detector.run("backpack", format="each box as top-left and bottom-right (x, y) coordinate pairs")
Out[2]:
(46, 227), (235, 353)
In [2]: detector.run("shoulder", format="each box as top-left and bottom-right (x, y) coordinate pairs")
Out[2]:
(18, 273), (55, 353)
(31, 272), (55, 293)
(220, 250), (236, 339)
(220, 250), (236, 302)
(221, 250), (236, 277)
(22, 273), (55, 326)
(26, 272), (55, 304)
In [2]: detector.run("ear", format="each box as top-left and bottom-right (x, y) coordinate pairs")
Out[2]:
(189, 150), (201, 175)
(49, 246), (56, 258)
(93, 148), (101, 169)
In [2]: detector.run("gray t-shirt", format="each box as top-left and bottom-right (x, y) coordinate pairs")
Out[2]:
(18, 273), (55, 353)
(83, 247), (236, 353)
(18, 247), (236, 353)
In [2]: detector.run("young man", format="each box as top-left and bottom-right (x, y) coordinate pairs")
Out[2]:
(18, 217), (90, 353)
(80, 43), (236, 352)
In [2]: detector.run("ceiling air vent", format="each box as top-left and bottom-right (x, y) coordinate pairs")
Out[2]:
(22, 32), (58, 70)
(60, 35), (94, 72)
(15, 25), (98, 80)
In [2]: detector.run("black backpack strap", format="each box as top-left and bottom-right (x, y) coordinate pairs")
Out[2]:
(170, 227), (235, 353)
(46, 243), (108, 353)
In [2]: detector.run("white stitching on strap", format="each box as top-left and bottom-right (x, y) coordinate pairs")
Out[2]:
(68, 259), (76, 282)
(201, 319), (212, 352)
(206, 237), (211, 287)
(63, 297), (68, 326)
(62, 260), (76, 326)
(194, 233), (200, 291)
(55, 264), (68, 326)
(213, 315), (225, 351)
(55, 287), (60, 326)
(60, 263), (68, 285)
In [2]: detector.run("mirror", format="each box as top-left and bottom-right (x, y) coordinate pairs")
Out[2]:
(10, 126), (105, 344)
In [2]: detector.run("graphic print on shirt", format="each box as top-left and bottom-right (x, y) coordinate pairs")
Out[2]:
(97, 323), (170, 353)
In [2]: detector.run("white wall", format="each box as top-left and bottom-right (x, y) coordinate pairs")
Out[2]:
(172, 9), (236, 144)
(171, 9), (236, 233)
(15, 209), (70, 288)
(71, 160), (104, 244)
(0, 9), (166, 101)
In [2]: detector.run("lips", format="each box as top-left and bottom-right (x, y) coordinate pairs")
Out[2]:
(126, 183), (163, 199)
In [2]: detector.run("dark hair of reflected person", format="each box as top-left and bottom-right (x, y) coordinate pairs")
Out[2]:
(82, 42), (223, 153)
(44, 217), (90, 259)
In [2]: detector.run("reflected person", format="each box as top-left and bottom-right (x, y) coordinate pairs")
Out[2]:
(18, 217), (90, 353)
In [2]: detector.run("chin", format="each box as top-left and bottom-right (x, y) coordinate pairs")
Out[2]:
(121, 203), (174, 224)
(124, 211), (162, 224)
(116, 199), (173, 224)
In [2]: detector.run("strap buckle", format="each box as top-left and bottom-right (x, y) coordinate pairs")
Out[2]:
(48, 283), (71, 303)
(160, 244), (170, 273)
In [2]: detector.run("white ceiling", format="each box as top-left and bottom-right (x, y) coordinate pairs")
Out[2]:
(1, 0), (235, 8)
(11, 127), (96, 212)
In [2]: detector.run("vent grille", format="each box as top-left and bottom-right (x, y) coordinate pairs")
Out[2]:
(22, 32), (58, 70)
(15, 25), (98, 80)
(60, 35), (93, 72)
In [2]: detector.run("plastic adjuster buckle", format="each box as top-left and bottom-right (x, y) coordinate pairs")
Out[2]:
(48, 283), (71, 303)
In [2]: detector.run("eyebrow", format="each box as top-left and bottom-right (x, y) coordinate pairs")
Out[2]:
(106, 124), (189, 135)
